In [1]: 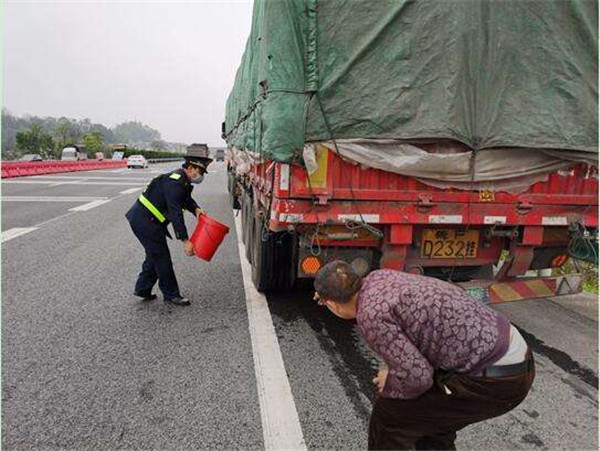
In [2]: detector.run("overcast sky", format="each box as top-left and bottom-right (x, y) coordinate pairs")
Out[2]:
(2, 0), (254, 146)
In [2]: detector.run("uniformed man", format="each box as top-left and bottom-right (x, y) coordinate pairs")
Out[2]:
(126, 155), (211, 306)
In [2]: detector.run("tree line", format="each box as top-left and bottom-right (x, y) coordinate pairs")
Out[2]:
(1, 109), (182, 160)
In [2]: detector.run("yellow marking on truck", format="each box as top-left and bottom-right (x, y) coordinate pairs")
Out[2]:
(307, 145), (328, 189)
(479, 190), (495, 202)
(525, 279), (555, 297)
(489, 283), (524, 302)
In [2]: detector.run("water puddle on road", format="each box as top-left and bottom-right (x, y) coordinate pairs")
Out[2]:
(266, 289), (380, 421)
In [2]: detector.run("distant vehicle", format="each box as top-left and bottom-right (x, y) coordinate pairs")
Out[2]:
(187, 143), (210, 158)
(19, 154), (43, 162)
(61, 146), (88, 161)
(94, 152), (105, 161)
(127, 155), (148, 169)
(215, 149), (225, 162)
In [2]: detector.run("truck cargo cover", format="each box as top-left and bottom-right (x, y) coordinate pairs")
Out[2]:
(224, 0), (598, 173)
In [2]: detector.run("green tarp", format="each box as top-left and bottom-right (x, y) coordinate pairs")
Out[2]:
(224, 0), (598, 164)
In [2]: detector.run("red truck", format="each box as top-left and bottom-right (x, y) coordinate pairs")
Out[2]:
(224, 0), (598, 302)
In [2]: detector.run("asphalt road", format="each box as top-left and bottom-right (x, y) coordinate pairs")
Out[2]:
(2, 163), (598, 450)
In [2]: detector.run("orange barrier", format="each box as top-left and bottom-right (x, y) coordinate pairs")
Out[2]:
(0, 160), (128, 178)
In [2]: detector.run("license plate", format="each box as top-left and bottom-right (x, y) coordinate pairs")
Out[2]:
(421, 229), (480, 259)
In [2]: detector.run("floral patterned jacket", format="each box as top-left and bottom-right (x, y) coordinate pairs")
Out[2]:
(356, 270), (510, 399)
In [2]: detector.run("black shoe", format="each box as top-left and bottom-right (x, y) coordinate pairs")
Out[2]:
(134, 292), (157, 302)
(165, 296), (191, 306)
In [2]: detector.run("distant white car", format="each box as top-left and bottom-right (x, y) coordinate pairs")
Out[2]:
(127, 155), (148, 169)
(20, 154), (43, 162)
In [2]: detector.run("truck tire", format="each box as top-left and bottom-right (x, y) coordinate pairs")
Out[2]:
(231, 187), (241, 211)
(227, 171), (233, 193)
(241, 190), (250, 245)
(244, 195), (254, 264)
(228, 172), (241, 210)
(251, 214), (296, 292)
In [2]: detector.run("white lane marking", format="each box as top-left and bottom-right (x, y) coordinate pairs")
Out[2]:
(2, 196), (109, 202)
(2, 180), (146, 186)
(120, 187), (143, 195)
(48, 181), (80, 187)
(2, 187), (140, 243)
(19, 175), (152, 182)
(69, 199), (112, 212)
(234, 214), (307, 451)
(2, 227), (39, 243)
(45, 177), (90, 187)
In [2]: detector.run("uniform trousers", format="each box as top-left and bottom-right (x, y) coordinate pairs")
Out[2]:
(126, 204), (181, 301)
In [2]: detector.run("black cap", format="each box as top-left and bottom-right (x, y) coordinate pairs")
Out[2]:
(185, 156), (212, 170)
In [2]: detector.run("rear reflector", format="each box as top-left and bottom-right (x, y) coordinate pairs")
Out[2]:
(301, 256), (322, 275)
(551, 254), (568, 267)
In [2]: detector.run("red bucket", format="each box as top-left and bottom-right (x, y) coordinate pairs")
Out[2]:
(190, 214), (230, 261)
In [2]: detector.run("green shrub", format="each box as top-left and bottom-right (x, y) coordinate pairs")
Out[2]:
(553, 258), (598, 294)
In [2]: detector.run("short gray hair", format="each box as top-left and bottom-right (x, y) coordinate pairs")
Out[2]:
(314, 261), (362, 304)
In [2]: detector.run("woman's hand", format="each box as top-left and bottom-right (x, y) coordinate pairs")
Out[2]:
(373, 368), (389, 394)
(195, 207), (205, 218)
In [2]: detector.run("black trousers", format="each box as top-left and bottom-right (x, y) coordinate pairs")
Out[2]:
(126, 205), (181, 301)
(368, 355), (535, 450)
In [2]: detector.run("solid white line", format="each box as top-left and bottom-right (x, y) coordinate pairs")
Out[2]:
(1, 180), (146, 186)
(22, 175), (152, 181)
(2, 227), (39, 243)
(120, 187), (143, 195)
(234, 215), (307, 451)
(48, 182), (81, 187)
(69, 199), (112, 212)
(2, 196), (108, 202)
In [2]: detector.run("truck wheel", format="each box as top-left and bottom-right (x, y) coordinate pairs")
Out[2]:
(251, 214), (296, 292)
(227, 171), (234, 194)
(231, 185), (241, 210)
(241, 191), (250, 245)
(228, 172), (241, 210)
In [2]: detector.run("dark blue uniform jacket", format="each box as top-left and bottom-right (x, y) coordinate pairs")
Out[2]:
(127, 169), (199, 240)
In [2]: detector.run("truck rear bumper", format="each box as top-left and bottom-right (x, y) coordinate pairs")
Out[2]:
(268, 198), (598, 229)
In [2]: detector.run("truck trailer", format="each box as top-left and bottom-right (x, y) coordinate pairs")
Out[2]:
(224, 0), (598, 303)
